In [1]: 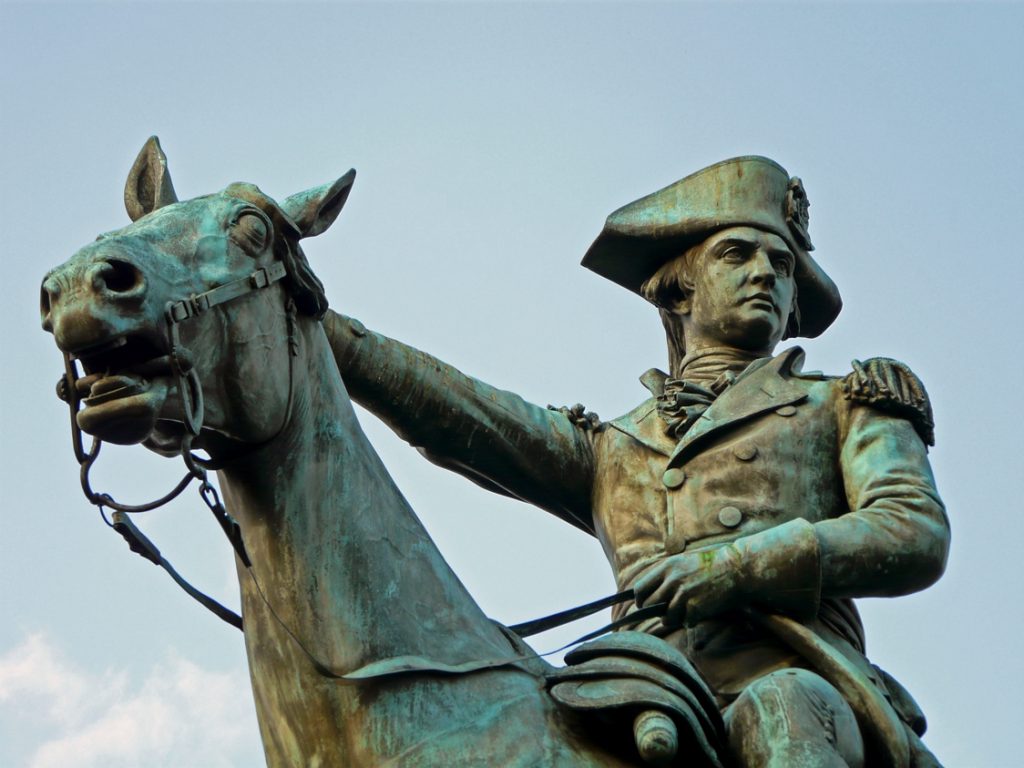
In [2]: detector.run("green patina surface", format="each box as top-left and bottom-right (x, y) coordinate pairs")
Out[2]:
(41, 142), (948, 767)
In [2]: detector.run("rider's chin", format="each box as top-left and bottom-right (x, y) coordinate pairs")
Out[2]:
(77, 379), (169, 445)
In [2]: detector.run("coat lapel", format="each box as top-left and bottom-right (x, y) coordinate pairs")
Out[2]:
(667, 347), (809, 466)
(607, 398), (676, 456)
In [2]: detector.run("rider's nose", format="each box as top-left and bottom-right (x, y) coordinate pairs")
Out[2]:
(749, 251), (776, 287)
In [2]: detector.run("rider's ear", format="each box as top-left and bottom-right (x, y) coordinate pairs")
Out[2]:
(124, 136), (178, 222)
(281, 170), (356, 239)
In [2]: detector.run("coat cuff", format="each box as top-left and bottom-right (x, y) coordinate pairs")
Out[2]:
(735, 518), (821, 619)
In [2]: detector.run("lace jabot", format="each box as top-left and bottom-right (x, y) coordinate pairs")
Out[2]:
(656, 347), (765, 439)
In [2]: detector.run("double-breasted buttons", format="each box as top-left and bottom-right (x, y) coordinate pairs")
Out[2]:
(733, 444), (758, 461)
(775, 405), (798, 417)
(662, 467), (686, 489)
(718, 506), (743, 528)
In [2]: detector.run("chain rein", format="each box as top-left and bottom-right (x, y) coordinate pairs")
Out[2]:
(59, 263), (654, 672)
(60, 262), (292, 628)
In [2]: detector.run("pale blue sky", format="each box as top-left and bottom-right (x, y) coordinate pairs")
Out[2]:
(2, 2), (1022, 766)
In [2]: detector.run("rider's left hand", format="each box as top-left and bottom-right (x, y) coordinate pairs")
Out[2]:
(633, 518), (824, 627)
(634, 545), (744, 627)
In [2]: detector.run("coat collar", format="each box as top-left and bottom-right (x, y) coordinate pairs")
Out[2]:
(606, 396), (676, 456)
(668, 346), (808, 465)
(607, 347), (809, 460)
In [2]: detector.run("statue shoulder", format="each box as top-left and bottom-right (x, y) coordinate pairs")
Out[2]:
(547, 366), (669, 434)
(837, 357), (935, 446)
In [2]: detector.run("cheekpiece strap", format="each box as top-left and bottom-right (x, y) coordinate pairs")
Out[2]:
(168, 262), (287, 324)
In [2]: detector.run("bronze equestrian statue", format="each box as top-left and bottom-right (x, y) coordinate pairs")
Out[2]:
(41, 139), (948, 767)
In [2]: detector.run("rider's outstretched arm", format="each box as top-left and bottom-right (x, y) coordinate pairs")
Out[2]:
(323, 310), (596, 535)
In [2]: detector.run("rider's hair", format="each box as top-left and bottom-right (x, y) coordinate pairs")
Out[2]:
(640, 244), (698, 377)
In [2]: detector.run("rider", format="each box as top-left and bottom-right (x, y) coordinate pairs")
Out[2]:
(322, 156), (949, 767)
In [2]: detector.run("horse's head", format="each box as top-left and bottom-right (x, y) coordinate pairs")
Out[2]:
(41, 137), (354, 455)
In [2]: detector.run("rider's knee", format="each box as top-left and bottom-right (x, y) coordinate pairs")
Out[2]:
(725, 668), (865, 768)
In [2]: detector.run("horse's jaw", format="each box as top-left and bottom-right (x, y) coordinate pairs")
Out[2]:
(77, 378), (170, 445)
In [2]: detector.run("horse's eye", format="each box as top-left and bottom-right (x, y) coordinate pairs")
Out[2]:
(232, 213), (269, 255)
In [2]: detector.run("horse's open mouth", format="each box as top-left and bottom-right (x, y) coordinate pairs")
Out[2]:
(73, 333), (172, 444)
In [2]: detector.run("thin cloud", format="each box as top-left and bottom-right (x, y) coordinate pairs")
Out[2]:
(0, 633), (261, 768)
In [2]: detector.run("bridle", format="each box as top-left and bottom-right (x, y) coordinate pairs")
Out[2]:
(52, 241), (913, 766)
(57, 259), (294, 629)
(55, 254), (663, 678)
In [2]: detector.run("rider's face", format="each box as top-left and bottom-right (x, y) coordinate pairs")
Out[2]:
(683, 226), (796, 354)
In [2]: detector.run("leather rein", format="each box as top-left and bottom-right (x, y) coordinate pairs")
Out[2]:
(57, 261), (658, 679)
(53, 261), (917, 763)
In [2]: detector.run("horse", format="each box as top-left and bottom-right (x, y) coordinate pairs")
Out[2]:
(39, 139), (722, 767)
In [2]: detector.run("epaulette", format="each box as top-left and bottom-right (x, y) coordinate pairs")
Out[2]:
(547, 403), (601, 430)
(841, 358), (935, 446)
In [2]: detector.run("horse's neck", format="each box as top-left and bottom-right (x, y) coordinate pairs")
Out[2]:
(210, 324), (589, 767)
(218, 324), (511, 675)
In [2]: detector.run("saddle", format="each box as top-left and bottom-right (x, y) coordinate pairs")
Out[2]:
(546, 632), (726, 767)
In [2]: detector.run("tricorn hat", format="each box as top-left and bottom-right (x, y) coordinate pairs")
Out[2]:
(581, 156), (842, 338)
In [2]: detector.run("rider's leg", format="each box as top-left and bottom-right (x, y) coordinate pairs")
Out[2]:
(724, 668), (865, 768)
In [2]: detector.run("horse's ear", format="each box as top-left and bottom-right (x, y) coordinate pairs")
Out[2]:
(281, 170), (356, 238)
(124, 136), (178, 222)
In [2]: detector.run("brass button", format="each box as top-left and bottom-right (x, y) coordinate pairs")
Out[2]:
(662, 467), (686, 489)
(348, 318), (367, 338)
(733, 444), (758, 461)
(775, 405), (797, 417)
(718, 506), (743, 528)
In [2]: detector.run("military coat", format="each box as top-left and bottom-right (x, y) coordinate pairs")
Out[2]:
(325, 312), (949, 700)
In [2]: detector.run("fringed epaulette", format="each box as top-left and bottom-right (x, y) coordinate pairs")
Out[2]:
(547, 403), (601, 430)
(841, 358), (935, 446)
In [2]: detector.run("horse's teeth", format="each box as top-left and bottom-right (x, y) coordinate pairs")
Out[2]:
(70, 335), (127, 360)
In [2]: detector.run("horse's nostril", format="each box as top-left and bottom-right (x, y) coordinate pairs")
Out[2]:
(100, 259), (144, 295)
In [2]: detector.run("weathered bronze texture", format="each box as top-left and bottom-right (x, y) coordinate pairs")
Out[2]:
(323, 156), (949, 767)
(41, 143), (948, 767)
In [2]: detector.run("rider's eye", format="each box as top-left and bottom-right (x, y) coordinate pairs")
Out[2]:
(771, 254), (794, 277)
(721, 246), (745, 262)
(232, 213), (269, 256)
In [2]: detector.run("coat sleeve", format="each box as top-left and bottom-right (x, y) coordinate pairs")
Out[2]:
(323, 311), (597, 534)
(815, 370), (950, 599)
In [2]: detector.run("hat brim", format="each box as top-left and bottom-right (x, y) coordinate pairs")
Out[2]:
(581, 157), (842, 338)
